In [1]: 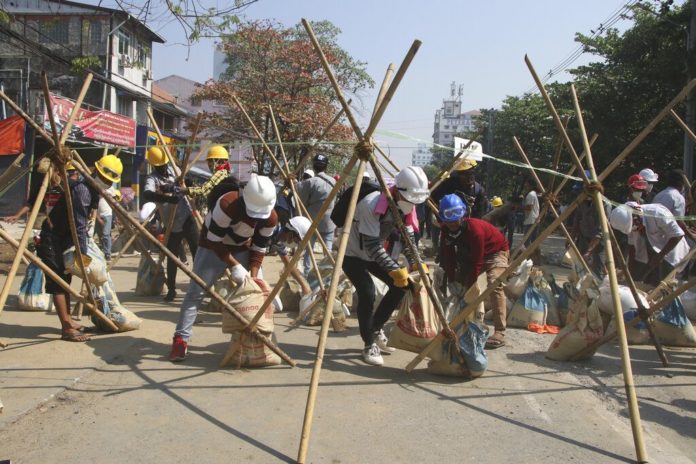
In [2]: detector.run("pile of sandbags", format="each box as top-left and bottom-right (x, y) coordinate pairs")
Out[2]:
(546, 275), (604, 361)
(652, 297), (696, 347)
(679, 288), (696, 321)
(222, 276), (280, 367)
(17, 262), (54, 312)
(427, 320), (488, 378)
(504, 259), (533, 300)
(599, 281), (651, 345)
(388, 273), (442, 354)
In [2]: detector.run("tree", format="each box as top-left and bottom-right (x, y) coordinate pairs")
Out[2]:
(193, 19), (374, 176)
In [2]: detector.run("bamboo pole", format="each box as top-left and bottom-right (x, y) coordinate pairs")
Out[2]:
(107, 213), (155, 271)
(512, 137), (595, 278)
(607, 226), (669, 367)
(0, 168), (51, 318)
(292, 103), (350, 177)
(569, 83), (648, 463)
(670, 109), (696, 144)
(71, 160), (296, 366)
(372, 64), (395, 118)
(0, 153), (25, 186)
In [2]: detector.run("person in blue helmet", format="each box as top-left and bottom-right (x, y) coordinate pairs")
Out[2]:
(438, 194), (510, 349)
(569, 170), (604, 278)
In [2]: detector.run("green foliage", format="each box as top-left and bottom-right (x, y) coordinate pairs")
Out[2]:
(70, 55), (102, 74)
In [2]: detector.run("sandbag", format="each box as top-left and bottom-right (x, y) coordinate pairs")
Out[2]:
(17, 262), (53, 312)
(507, 281), (547, 328)
(653, 297), (696, 347)
(504, 259), (533, 300)
(134, 254), (165, 296)
(680, 289), (696, 321)
(388, 274), (442, 356)
(605, 310), (651, 345)
(597, 283), (649, 317)
(299, 285), (349, 331)
(62, 247), (108, 286)
(222, 276), (274, 334)
(203, 279), (235, 313)
(227, 331), (281, 367)
(427, 321), (489, 378)
(538, 274), (561, 327)
(279, 278), (303, 313)
(546, 293), (604, 361)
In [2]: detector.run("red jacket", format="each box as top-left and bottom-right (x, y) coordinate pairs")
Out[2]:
(440, 218), (509, 285)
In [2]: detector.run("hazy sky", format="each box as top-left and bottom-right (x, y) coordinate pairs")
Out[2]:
(109, 0), (642, 166)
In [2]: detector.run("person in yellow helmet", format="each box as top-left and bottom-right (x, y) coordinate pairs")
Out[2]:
(491, 196), (503, 208)
(144, 146), (197, 301)
(93, 155), (123, 261)
(182, 145), (234, 198)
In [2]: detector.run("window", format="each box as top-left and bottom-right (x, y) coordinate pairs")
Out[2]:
(117, 31), (131, 57)
(39, 19), (69, 44)
(116, 95), (132, 117)
(89, 20), (102, 43)
(136, 44), (147, 67)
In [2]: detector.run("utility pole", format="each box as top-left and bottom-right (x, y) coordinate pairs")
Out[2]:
(685, 0), (696, 178)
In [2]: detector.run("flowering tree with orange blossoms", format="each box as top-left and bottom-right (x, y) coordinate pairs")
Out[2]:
(193, 19), (374, 176)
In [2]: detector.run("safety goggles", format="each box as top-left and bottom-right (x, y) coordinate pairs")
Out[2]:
(440, 205), (465, 222)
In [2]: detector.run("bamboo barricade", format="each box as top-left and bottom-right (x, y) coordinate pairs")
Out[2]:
(106, 213), (156, 272)
(0, 168), (51, 319)
(292, 103), (350, 178)
(0, 153), (25, 187)
(296, 18), (428, 463)
(69, 159), (295, 366)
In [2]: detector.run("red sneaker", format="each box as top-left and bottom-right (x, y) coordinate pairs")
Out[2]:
(169, 335), (188, 362)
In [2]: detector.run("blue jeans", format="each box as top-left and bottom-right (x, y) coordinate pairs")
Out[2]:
(99, 215), (113, 259)
(175, 247), (261, 341)
(303, 230), (333, 276)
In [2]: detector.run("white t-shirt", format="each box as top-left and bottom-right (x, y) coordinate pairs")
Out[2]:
(97, 187), (115, 217)
(628, 203), (690, 269)
(653, 186), (686, 217)
(523, 190), (539, 225)
(346, 191), (396, 261)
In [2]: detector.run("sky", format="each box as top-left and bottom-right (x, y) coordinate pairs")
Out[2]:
(101, 0), (642, 167)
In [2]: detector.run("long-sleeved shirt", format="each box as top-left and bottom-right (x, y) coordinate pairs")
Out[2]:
(143, 166), (192, 233)
(200, 190), (278, 269)
(296, 172), (336, 233)
(440, 218), (509, 285)
(187, 169), (229, 197)
(40, 177), (93, 254)
(431, 177), (489, 219)
(573, 199), (601, 240)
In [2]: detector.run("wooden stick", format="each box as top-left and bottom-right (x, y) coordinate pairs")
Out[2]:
(297, 159), (368, 463)
(107, 213), (155, 271)
(0, 153), (25, 186)
(0, 169), (51, 318)
(58, 74), (93, 146)
(71, 160), (296, 366)
(0, 89), (54, 145)
(183, 142), (212, 177)
(607, 226), (669, 367)
(293, 103), (350, 177)
(670, 109), (696, 145)
(569, 83), (648, 463)
(372, 64), (395, 118)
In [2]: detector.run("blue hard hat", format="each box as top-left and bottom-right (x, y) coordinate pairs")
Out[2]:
(572, 170), (591, 191)
(439, 194), (467, 222)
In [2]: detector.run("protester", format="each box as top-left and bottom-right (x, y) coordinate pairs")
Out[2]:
(169, 174), (277, 361)
(609, 201), (690, 285)
(182, 145), (232, 198)
(36, 156), (122, 342)
(302, 169), (314, 180)
(95, 186), (118, 262)
(296, 153), (336, 274)
(653, 169), (696, 241)
(269, 216), (313, 296)
(522, 177), (541, 263)
(342, 166), (429, 366)
(626, 174), (647, 204)
(570, 173), (604, 278)
(438, 194), (510, 348)
(639, 168), (659, 203)
(143, 146), (198, 302)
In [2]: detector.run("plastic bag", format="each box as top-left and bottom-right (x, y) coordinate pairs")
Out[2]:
(597, 283), (649, 317)
(507, 281), (547, 328)
(653, 297), (696, 347)
(427, 321), (488, 378)
(17, 262), (53, 312)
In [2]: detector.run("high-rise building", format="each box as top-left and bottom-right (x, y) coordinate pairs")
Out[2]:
(432, 82), (480, 147)
(411, 143), (431, 167)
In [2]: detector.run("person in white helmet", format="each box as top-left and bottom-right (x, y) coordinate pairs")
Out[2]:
(169, 174), (278, 361)
(269, 215), (313, 296)
(342, 166), (429, 366)
(639, 168), (659, 203)
(609, 201), (690, 285)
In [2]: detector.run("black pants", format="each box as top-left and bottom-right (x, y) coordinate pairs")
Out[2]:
(37, 230), (70, 295)
(167, 217), (199, 292)
(342, 256), (407, 346)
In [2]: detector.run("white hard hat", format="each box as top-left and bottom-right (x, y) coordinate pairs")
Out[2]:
(243, 174), (276, 219)
(609, 203), (636, 235)
(303, 169), (315, 178)
(639, 168), (658, 182)
(363, 171), (372, 179)
(287, 216), (311, 240)
(395, 166), (429, 204)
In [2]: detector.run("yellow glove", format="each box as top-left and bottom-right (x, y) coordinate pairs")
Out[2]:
(410, 263), (429, 275)
(73, 254), (93, 270)
(388, 267), (410, 288)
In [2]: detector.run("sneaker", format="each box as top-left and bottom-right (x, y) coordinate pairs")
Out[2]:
(164, 289), (177, 302)
(169, 335), (188, 362)
(362, 343), (384, 366)
(375, 329), (395, 353)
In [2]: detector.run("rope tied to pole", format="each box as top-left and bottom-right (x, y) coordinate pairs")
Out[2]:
(541, 191), (559, 207)
(46, 144), (72, 166)
(354, 140), (374, 161)
(583, 181), (605, 196)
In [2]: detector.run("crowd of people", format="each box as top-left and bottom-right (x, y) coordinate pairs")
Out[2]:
(3, 146), (692, 368)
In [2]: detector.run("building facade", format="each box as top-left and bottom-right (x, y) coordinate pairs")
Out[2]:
(411, 143), (432, 167)
(432, 82), (480, 147)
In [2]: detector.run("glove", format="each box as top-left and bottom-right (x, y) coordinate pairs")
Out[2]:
(87, 219), (95, 238)
(388, 267), (410, 288)
(230, 264), (249, 284)
(410, 263), (429, 275)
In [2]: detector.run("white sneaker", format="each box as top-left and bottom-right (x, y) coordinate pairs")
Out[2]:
(375, 329), (395, 353)
(362, 343), (384, 366)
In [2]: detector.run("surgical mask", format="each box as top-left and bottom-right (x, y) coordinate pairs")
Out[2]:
(631, 191), (643, 201)
(397, 200), (414, 215)
(645, 183), (653, 193)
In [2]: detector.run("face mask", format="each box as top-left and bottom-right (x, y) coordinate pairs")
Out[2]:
(397, 200), (414, 215)
(645, 184), (653, 193)
(631, 191), (643, 201)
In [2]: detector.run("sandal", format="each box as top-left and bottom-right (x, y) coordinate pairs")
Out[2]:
(485, 332), (506, 349)
(61, 329), (91, 342)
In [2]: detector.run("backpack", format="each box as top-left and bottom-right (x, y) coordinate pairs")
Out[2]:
(207, 175), (241, 211)
(330, 183), (380, 228)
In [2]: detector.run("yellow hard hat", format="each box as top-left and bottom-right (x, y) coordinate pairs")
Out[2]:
(65, 161), (77, 171)
(95, 154), (123, 183)
(207, 145), (229, 160)
(491, 196), (503, 207)
(454, 158), (478, 172)
(146, 146), (168, 167)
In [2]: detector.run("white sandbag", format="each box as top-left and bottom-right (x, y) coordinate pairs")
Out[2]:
(653, 297), (696, 347)
(227, 331), (281, 367)
(546, 293), (604, 361)
(135, 254), (165, 296)
(203, 279), (234, 313)
(299, 285), (348, 330)
(504, 259), (533, 300)
(17, 262), (53, 312)
(388, 274), (442, 356)
(507, 281), (547, 328)
(222, 276), (274, 333)
(62, 247), (108, 286)
(680, 289), (696, 321)
(140, 202), (156, 221)
(597, 284), (649, 316)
